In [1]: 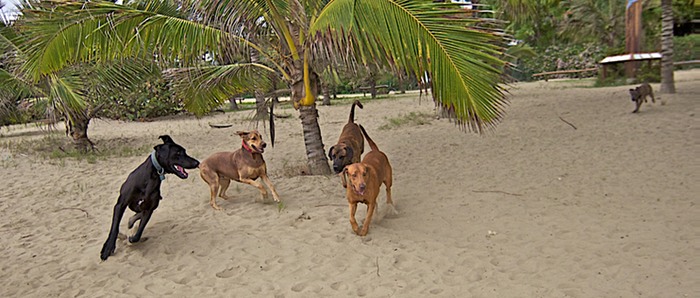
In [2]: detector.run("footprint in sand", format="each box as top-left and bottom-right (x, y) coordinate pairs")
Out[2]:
(330, 281), (348, 291)
(291, 282), (307, 292)
(215, 266), (242, 279)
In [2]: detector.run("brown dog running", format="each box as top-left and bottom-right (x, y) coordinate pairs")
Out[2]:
(629, 82), (656, 113)
(341, 125), (393, 236)
(328, 100), (364, 174)
(199, 130), (280, 210)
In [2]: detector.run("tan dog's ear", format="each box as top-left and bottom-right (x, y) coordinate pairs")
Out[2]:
(340, 167), (348, 188)
(236, 131), (249, 138)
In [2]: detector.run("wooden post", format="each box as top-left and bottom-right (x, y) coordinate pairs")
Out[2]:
(625, 0), (642, 78)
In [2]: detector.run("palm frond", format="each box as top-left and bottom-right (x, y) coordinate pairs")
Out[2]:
(164, 63), (275, 116)
(47, 73), (87, 122)
(17, 0), (269, 81)
(0, 68), (40, 100)
(311, 0), (507, 132)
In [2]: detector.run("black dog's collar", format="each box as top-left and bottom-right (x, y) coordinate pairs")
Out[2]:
(150, 150), (166, 181)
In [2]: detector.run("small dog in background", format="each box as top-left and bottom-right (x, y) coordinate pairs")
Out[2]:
(199, 130), (280, 210)
(629, 82), (656, 113)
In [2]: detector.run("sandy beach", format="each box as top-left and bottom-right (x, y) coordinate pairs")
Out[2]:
(1, 69), (697, 297)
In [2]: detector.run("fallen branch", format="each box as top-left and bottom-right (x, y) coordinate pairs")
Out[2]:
(558, 116), (577, 130)
(273, 113), (292, 119)
(208, 123), (233, 129)
(56, 207), (90, 218)
(376, 257), (380, 277)
(472, 190), (523, 196)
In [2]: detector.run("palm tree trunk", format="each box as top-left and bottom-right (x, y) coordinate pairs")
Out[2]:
(299, 104), (331, 175)
(291, 66), (331, 175)
(660, 0), (675, 93)
(322, 84), (331, 106)
(254, 90), (267, 119)
(66, 114), (95, 152)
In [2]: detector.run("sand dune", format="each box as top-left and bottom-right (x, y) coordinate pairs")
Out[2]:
(1, 69), (698, 297)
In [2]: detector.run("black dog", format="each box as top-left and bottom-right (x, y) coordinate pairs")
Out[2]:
(100, 135), (199, 261)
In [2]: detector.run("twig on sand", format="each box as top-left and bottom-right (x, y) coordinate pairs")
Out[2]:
(472, 190), (523, 197)
(208, 123), (233, 129)
(56, 207), (90, 218)
(376, 257), (380, 277)
(558, 116), (577, 130)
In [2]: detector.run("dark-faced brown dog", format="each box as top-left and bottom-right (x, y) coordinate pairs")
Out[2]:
(328, 100), (364, 174)
(199, 130), (280, 210)
(341, 125), (393, 236)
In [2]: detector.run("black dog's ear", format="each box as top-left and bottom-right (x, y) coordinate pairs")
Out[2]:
(159, 135), (175, 144)
(328, 146), (335, 160)
(340, 168), (348, 188)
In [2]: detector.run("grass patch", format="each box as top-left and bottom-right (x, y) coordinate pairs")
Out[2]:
(278, 159), (310, 178)
(3, 134), (152, 162)
(378, 111), (434, 130)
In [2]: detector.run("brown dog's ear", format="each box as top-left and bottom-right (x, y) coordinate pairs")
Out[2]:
(236, 131), (249, 138)
(340, 168), (348, 188)
(328, 146), (335, 160)
(345, 146), (354, 162)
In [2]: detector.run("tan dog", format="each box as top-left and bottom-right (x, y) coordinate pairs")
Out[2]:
(341, 125), (393, 236)
(199, 130), (280, 210)
(328, 100), (364, 174)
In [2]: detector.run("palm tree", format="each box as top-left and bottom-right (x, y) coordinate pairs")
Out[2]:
(559, 0), (625, 48)
(19, 0), (507, 174)
(659, 0), (675, 93)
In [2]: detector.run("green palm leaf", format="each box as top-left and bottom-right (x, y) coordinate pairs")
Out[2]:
(311, 0), (507, 132)
(164, 63), (275, 115)
(47, 73), (87, 121)
(18, 0), (272, 81)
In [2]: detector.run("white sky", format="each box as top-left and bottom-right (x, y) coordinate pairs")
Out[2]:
(1, 0), (21, 21)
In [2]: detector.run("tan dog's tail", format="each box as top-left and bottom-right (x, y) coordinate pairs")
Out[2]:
(349, 100), (363, 123)
(359, 125), (378, 151)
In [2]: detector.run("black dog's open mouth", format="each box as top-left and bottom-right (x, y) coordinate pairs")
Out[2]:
(174, 165), (188, 178)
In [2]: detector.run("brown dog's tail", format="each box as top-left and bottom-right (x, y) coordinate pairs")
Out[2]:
(359, 125), (378, 151)
(349, 100), (363, 123)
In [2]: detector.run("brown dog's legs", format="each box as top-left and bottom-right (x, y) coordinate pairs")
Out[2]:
(349, 202), (360, 234)
(385, 187), (393, 206)
(385, 167), (393, 206)
(358, 202), (377, 236)
(218, 178), (233, 200)
(260, 174), (281, 202)
(209, 184), (222, 210)
(200, 169), (223, 210)
(239, 178), (269, 202)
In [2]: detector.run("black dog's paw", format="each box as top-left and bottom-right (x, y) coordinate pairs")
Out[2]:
(100, 243), (115, 261)
(128, 235), (148, 243)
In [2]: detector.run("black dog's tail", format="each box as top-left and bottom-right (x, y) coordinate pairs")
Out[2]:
(359, 125), (378, 151)
(348, 100), (363, 123)
(159, 135), (174, 144)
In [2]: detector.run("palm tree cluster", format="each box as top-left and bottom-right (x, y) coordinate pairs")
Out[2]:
(4, 0), (509, 173)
